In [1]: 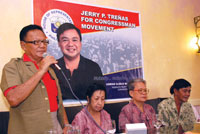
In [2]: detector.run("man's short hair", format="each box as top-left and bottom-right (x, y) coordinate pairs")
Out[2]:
(19, 24), (44, 41)
(127, 78), (146, 92)
(170, 78), (191, 94)
(56, 23), (82, 42)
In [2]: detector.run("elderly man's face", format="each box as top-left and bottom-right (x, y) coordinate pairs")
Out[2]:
(174, 87), (191, 103)
(58, 29), (82, 60)
(21, 29), (47, 62)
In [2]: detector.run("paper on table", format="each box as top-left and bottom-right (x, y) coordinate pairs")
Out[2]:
(125, 123), (147, 134)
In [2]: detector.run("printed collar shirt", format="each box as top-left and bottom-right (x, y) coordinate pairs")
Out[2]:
(118, 101), (156, 132)
(157, 95), (196, 131)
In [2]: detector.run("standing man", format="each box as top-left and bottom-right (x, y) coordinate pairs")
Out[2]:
(54, 23), (105, 100)
(1, 24), (68, 134)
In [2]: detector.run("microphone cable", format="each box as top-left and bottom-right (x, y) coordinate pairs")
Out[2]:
(43, 52), (107, 134)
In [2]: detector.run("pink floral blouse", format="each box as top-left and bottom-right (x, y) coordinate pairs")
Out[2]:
(72, 107), (112, 134)
(118, 101), (156, 132)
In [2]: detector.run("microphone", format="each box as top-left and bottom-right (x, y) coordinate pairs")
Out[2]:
(42, 52), (61, 70)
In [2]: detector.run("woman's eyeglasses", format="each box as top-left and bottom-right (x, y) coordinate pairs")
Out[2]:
(134, 88), (149, 94)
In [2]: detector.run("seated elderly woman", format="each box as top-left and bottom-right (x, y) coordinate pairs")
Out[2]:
(157, 78), (196, 132)
(118, 78), (156, 132)
(72, 83), (112, 134)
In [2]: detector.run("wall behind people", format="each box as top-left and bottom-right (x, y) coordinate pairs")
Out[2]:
(0, 0), (200, 111)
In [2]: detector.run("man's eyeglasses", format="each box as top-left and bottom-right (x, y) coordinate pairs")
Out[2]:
(23, 39), (49, 46)
(134, 88), (149, 94)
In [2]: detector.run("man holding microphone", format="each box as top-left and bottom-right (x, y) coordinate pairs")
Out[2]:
(1, 24), (68, 134)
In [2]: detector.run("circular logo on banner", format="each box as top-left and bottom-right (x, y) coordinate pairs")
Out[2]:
(41, 9), (73, 41)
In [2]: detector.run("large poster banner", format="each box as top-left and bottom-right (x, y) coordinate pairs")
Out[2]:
(33, 0), (143, 100)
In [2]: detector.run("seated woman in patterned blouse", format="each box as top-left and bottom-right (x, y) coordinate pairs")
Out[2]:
(72, 83), (112, 134)
(157, 79), (196, 132)
(118, 78), (156, 132)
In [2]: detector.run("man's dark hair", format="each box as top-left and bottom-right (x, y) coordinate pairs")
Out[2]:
(19, 24), (44, 41)
(56, 23), (82, 42)
(170, 78), (191, 94)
